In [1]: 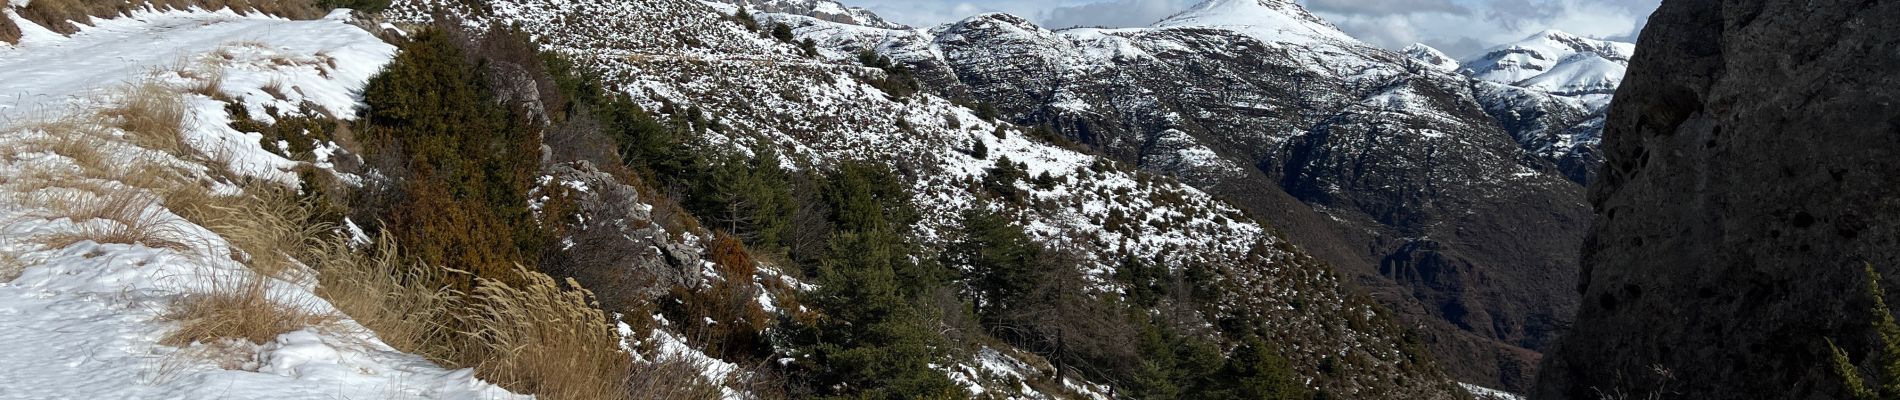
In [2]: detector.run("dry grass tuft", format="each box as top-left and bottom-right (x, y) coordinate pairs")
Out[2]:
(16, 0), (324, 35)
(27, 189), (194, 252)
(103, 82), (193, 157)
(181, 188), (327, 278)
(314, 229), (721, 399)
(178, 63), (226, 98)
(313, 232), (462, 354)
(0, 0), (21, 45)
(161, 273), (337, 346)
(456, 264), (636, 399)
(6, 118), (115, 173)
(260, 78), (290, 101)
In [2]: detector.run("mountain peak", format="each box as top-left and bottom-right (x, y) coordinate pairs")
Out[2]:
(1402, 43), (1459, 72)
(1154, 0), (1354, 45)
(1458, 29), (1635, 87)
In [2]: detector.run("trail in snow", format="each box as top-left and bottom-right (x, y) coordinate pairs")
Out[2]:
(0, 8), (524, 400)
(0, 8), (385, 120)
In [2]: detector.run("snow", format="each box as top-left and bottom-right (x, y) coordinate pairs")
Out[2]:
(1460, 382), (1526, 399)
(1458, 29), (1634, 91)
(1402, 43), (1459, 72)
(0, 8), (517, 400)
(1155, 0), (1357, 47)
(1517, 53), (1625, 95)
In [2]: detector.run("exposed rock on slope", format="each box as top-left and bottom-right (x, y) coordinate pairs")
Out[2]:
(1461, 30), (1634, 186)
(388, 0), (1471, 397)
(1536, 0), (1900, 398)
(774, 0), (1588, 391)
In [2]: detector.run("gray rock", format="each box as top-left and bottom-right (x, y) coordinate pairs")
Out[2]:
(1535, 0), (1900, 398)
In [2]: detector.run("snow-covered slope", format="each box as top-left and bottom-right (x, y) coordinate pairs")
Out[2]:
(710, 0), (903, 29)
(388, 0), (1470, 397)
(770, 0), (1594, 393)
(1458, 29), (1634, 91)
(1155, 0), (1356, 46)
(0, 8), (525, 399)
(1404, 43), (1460, 72)
(1459, 30), (1634, 185)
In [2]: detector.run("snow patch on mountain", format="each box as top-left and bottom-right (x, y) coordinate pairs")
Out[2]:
(1403, 43), (1459, 72)
(1458, 29), (1633, 90)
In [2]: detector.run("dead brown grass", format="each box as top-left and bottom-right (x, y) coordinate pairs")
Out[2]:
(313, 232), (462, 355)
(103, 82), (193, 157)
(16, 0), (323, 35)
(260, 78), (290, 101)
(180, 188), (327, 278)
(161, 273), (337, 346)
(456, 264), (641, 399)
(27, 189), (193, 252)
(0, 0), (22, 45)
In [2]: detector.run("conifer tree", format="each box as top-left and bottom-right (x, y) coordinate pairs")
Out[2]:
(1831, 263), (1900, 400)
(947, 205), (1039, 320)
(786, 161), (958, 399)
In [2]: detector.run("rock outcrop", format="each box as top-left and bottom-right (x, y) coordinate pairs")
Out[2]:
(1535, 0), (1900, 398)
(777, 1), (1591, 391)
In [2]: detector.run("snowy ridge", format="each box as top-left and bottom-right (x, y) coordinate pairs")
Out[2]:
(1156, 0), (1356, 46)
(707, 0), (904, 29)
(0, 9), (524, 399)
(1458, 29), (1634, 94)
(1459, 30), (1633, 184)
(387, 0), (1468, 397)
(1403, 43), (1460, 72)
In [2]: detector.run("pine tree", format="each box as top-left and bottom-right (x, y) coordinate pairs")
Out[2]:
(1831, 263), (1900, 400)
(982, 156), (1028, 204)
(771, 23), (796, 43)
(970, 137), (989, 160)
(786, 161), (958, 399)
(1200, 337), (1308, 400)
(947, 205), (1040, 320)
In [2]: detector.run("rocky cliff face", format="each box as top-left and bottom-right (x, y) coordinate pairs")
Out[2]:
(772, 0), (1592, 391)
(1535, 0), (1900, 398)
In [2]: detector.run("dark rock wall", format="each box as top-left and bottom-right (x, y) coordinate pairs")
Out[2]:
(1536, 0), (1900, 398)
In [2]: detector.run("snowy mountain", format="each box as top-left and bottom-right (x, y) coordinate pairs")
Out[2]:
(1404, 43), (1461, 72)
(1459, 29), (1634, 93)
(766, 0), (1594, 392)
(374, 0), (1473, 397)
(1460, 30), (1635, 185)
(717, 0), (903, 29)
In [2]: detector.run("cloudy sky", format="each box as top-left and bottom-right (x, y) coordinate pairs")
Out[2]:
(843, 0), (1659, 58)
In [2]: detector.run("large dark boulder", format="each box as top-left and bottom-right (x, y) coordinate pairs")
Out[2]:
(1535, 0), (1900, 398)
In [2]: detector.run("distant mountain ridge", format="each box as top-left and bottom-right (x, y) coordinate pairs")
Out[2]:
(737, 0), (1618, 393)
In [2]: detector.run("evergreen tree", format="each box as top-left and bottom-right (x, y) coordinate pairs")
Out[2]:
(1199, 337), (1309, 400)
(771, 23), (796, 43)
(1831, 263), (1900, 400)
(694, 148), (795, 251)
(359, 29), (544, 285)
(982, 156), (1028, 204)
(970, 137), (989, 160)
(947, 205), (1040, 320)
(786, 161), (958, 399)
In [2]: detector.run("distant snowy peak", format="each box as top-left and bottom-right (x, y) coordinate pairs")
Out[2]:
(1515, 53), (1624, 96)
(1154, 0), (1357, 46)
(1458, 30), (1634, 92)
(1403, 43), (1459, 72)
(711, 0), (904, 29)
